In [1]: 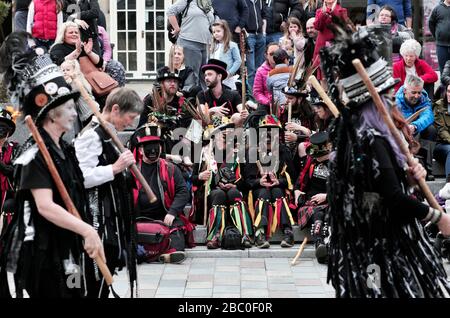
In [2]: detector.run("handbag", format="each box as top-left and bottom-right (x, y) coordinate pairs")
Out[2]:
(79, 56), (118, 96)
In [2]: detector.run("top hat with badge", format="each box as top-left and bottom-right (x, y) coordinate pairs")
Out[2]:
(306, 131), (331, 159)
(0, 32), (80, 125)
(156, 66), (181, 83)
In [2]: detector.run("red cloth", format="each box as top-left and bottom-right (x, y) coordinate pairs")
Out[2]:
(393, 58), (438, 92)
(32, 0), (58, 40)
(313, 4), (348, 80)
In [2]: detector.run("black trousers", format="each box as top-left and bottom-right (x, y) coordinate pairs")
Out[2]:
(253, 187), (292, 230)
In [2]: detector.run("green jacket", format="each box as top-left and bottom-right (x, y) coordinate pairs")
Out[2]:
(434, 99), (450, 144)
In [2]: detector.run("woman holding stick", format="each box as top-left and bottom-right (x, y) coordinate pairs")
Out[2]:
(321, 26), (450, 297)
(0, 32), (105, 298)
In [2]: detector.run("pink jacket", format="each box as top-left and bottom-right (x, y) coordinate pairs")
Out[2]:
(253, 61), (273, 106)
(98, 26), (112, 62)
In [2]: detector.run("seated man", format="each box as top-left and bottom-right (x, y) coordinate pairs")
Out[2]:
(396, 74), (436, 180)
(131, 123), (193, 263)
(295, 132), (331, 264)
(197, 59), (250, 127)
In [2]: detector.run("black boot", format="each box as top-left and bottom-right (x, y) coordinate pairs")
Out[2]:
(312, 220), (328, 264)
(280, 228), (294, 248)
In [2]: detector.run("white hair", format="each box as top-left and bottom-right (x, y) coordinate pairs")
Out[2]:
(51, 22), (79, 49)
(400, 39), (421, 58)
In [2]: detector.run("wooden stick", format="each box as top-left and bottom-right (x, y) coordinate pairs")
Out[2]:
(291, 236), (308, 265)
(308, 75), (340, 118)
(240, 30), (247, 109)
(203, 142), (213, 226)
(352, 58), (443, 212)
(287, 102), (292, 123)
(75, 80), (157, 203)
(25, 116), (114, 286)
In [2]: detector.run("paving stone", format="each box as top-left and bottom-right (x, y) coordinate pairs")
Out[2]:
(292, 272), (320, 279)
(214, 278), (241, 286)
(161, 274), (188, 280)
(212, 293), (241, 298)
(216, 258), (241, 265)
(155, 287), (185, 295)
(158, 280), (187, 288)
(138, 282), (160, 289)
(267, 276), (295, 284)
(241, 289), (269, 298)
(241, 280), (268, 289)
(186, 281), (214, 289)
(296, 285), (326, 294)
(216, 266), (240, 272)
(213, 285), (241, 294)
(269, 291), (299, 298)
(294, 279), (323, 286)
(139, 289), (156, 298)
(189, 268), (215, 275)
(268, 283), (297, 291)
(299, 293), (330, 298)
(188, 274), (215, 282)
(241, 275), (268, 282)
(184, 288), (213, 297)
(241, 268), (267, 275)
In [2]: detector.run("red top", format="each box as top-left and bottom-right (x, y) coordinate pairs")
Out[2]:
(393, 58), (438, 92)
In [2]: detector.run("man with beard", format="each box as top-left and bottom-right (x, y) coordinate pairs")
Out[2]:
(304, 17), (318, 64)
(197, 59), (250, 126)
(395, 74), (436, 180)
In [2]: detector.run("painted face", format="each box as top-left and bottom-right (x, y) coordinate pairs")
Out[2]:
(142, 142), (161, 162)
(266, 45), (279, 68)
(404, 85), (423, 105)
(173, 48), (184, 66)
(204, 70), (220, 88)
(378, 9), (392, 24)
(64, 26), (80, 45)
(112, 109), (139, 131)
(212, 26), (224, 42)
(61, 63), (75, 81)
(53, 99), (78, 132)
(403, 52), (417, 68)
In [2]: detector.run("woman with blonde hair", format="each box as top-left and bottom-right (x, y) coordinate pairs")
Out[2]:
(168, 45), (199, 98)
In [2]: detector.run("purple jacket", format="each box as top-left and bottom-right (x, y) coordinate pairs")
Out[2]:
(253, 61), (273, 106)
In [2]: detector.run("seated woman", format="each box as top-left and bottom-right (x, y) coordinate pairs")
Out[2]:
(376, 5), (414, 64)
(434, 84), (450, 181)
(169, 45), (201, 98)
(50, 21), (103, 68)
(393, 39), (438, 100)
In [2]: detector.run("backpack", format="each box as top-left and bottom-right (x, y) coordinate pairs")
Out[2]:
(136, 218), (171, 263)
(167, 0), (193, 44)
(221, 226), (244, 250)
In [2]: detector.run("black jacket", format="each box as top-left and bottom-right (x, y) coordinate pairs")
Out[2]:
(244, 0), (268, 34)
(265, 0), (305, 35)
(429, 1), (450, 46)
(212, 0), (249, 32)
(442, 60), (450, 87)
(64, 0), (100, 43)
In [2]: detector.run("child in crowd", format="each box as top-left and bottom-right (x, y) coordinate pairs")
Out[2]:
(279, 17), (306, 67)
(210, 20), (241, 90)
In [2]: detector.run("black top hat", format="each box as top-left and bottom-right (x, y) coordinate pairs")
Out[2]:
(132, 123), (164, 148)
(306, 131), (330, 158)
(156, 66), (181, 82)
(0, 108), (16, 135)
(0, 32), (79, 125)
(283, 85), (308, 98)
(320, 22), (397, 106)
(201, 59), (228, 79)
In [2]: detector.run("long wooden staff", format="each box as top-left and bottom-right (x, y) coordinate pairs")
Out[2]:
(291, 236), (308, 265)
(25, 116), (117, 295)
(352, 59), (443, 212)
(203, 141), (214, 226)
(308, 75), (340, 118)
(240, 30), (247, 109)
(75, 80), (157, 203)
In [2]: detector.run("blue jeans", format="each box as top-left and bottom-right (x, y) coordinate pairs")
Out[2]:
(434, 143), (450, 176)
(14, 10), (28, 31)
(265, 32), (283, 46)
(246, 33), (266, 90)
(177, 38), (208, 90)
(437, 45), (450, 75)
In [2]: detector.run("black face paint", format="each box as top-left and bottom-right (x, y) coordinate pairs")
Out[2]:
(0, 125), (10, 139)
(143, 142), (161, 162)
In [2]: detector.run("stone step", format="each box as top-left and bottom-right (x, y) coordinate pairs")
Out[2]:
(193, 225), (309, 245)
(185, 244), (316, 259)
(427, 178), (446, 195)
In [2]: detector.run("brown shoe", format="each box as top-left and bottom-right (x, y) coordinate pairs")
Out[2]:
(206, 237), (220, 249)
